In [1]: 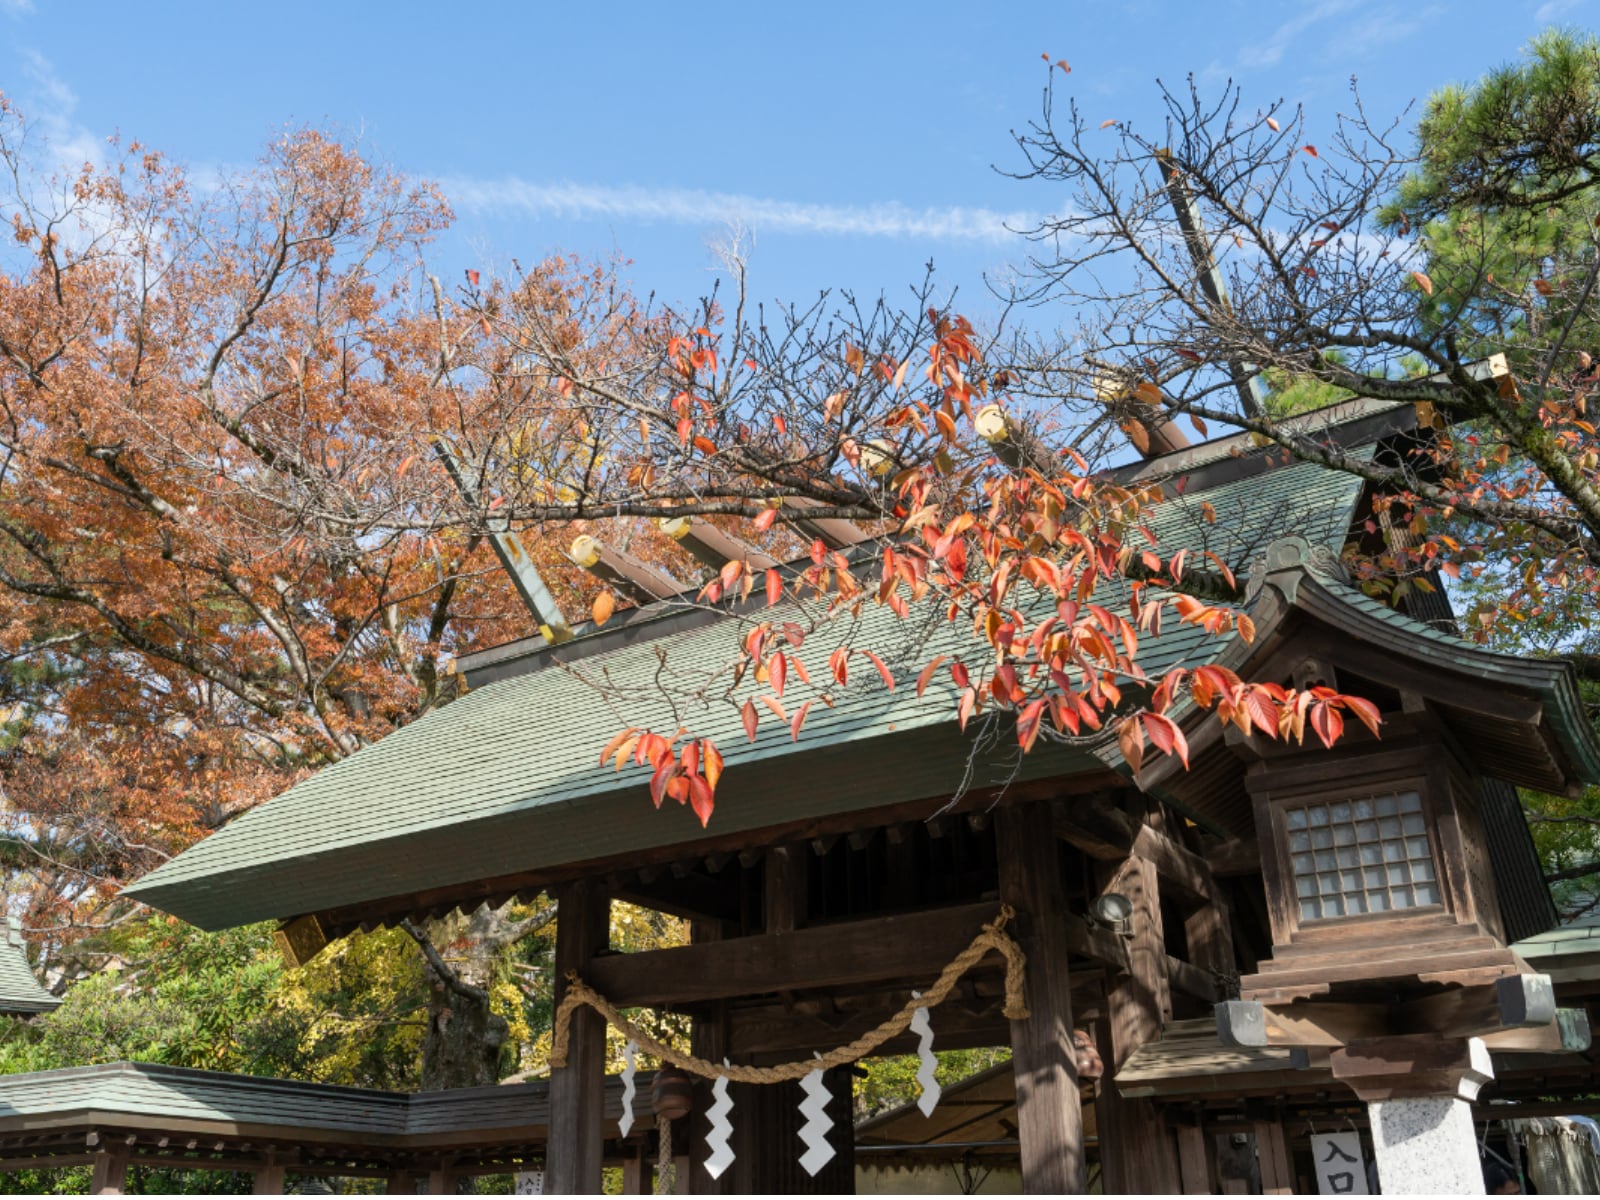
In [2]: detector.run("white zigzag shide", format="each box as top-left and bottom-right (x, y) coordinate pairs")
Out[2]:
(704, 1074), (735, 1179)
(909, 1001), (942, 1117)
(797, 1067), (836, 1176)
(618, 1041), (637, 1138)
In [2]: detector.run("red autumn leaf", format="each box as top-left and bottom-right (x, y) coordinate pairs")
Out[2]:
(754, 507), (778, 532)
(1117, 716), (1144, 775)
(1141, 712), (1189, 767)
(1309, 700), (1344, 749)
(741, 699), (759, 742)
(598, 727), (639, 767)
(1411, 271), (1434, 296)
(1266, 116), (1281, 131)
(758, 694), (788, 722)
(769, 651), (787, 698)
(830, 647), (850, 686)
(790, 701), (812, 741)
(861, 650), (896, 691)
(688, 775), (715, 826)
(701, 739), (724, 790)
(649, 755), (675, 809)
(1243, 689), (1279, 738)
(916, 655), (947, 698)
(765, 569), (784, 606)
(1303, 144), (1318, 157)
(1342, 695), (1383, 738)
(465, 268), (480, 287)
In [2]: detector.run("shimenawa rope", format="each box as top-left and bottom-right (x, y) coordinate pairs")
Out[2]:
(549, 904), (1028, 1085)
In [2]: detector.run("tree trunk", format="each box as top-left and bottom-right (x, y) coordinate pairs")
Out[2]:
(418, 911), (511, 1091)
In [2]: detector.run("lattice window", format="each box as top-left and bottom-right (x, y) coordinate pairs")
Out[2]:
(1286, 792), (1441, 921)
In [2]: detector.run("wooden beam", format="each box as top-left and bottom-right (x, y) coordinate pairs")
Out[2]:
(1480, 1006), (1591, 1054)
(1166, 956), (1221, 1003)
(1204, 839), (1261, 878)
(1396, 974), (1556, 1039)
(1132, 825), (1214, 902)
(548, 879), (610, 1194)
(313, 769), (1122, 937)
(586, 901), (1125, 1007)
(997, 802), (1085, 1193)
(1215, 998), (1387, 1048)
(1052, 796), (1136, 860)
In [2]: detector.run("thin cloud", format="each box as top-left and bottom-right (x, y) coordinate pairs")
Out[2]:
(1237, 0), (1364, 68)
(445, 177), (1038, 244)
(1534, 0), (1583, 22)
(0, 0), (35, 16)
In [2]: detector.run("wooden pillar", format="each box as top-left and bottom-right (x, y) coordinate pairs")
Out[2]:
(252, 1159), (287, 1194)
(996, 801), (1085, 1194)
(384, 1169), (418, 1194)
(548, 878), (611, 1194)
(1096, 849), (1181, 1194)
(622, 1143), (649, 1194)
(1175, 1122), (1213, 1195)
(763, 845), (807, 933)
(90, 1145), (131, 1196)
(428, 1164), (462, 1194)
(688, 920), (733, 1195)
(1252, 1119), (1293, 1195)
(729, 1068), (855, 1194)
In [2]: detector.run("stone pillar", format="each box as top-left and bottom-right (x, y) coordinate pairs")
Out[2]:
(1331, 1034), (1494, 1197)
(1370, 1097), (1485, 1195)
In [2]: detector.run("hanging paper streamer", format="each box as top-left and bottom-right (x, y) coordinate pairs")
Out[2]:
(797, 1066), (836, 1176)
(618, 1040), (638, 1138)
(909, 991), (941, 1117)
(704, 1070), (736, 1179)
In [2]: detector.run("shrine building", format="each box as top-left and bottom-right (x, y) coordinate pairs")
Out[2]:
(120, 394), (1600, 1195)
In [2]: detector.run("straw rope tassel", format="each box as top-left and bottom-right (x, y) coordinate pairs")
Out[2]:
(550, 905), (1027, 1083)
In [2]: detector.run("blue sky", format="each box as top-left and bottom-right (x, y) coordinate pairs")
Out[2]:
(0, 0), (1592, 322)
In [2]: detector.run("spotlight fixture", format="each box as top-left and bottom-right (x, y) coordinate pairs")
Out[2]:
(1088, 892), (1135, 937)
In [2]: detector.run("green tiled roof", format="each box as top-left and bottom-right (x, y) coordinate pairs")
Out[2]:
(125, 458), (1369, 931)
(0, 1061), (630, 1144)
(0, 920), (59, 1016)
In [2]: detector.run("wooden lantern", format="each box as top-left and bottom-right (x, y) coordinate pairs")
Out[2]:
(1239, 709), (1514, 1002)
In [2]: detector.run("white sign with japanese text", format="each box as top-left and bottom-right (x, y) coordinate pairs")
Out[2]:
(1312, 1131), (1370, 1194)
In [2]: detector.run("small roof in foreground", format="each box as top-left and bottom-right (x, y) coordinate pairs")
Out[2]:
(1516, 915), (1600, 987)
(0, 918), (60, 1016)
(0, 1060), (635, 1146)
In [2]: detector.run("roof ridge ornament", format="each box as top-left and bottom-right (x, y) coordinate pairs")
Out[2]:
(1245, 536), (1350, 606)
